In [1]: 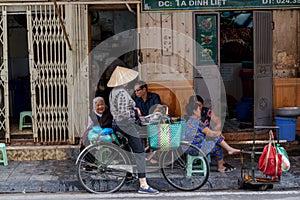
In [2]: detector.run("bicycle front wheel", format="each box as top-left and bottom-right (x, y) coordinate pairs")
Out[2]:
(160, 141), (210, 191)
(76, 142), (130, 193)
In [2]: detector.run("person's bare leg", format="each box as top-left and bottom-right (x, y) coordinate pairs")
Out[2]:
(219, 140), (240, 155)
(217, 159), (226, 172)
(139, 177), (149, 189)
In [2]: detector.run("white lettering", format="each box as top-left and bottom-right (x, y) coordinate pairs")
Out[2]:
(262, 0), (270, 4)
(158, 1), (170, 7)
(220, 0), (227, 5)
(188, 0), (209, 6)
(210, 0), (227, 5)
(194, 0), (209, 6)
(181, 0), (187, 6)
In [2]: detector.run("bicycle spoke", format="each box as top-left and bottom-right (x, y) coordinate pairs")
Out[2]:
(77, 143), (129, 193)
(161, 142), (209, 191)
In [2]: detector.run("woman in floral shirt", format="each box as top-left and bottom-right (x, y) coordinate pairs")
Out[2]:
(185, 96), (240, 172)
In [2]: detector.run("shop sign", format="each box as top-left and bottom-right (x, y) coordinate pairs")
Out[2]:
(142, 0), (300, 11)
(195, 13), (218, 65)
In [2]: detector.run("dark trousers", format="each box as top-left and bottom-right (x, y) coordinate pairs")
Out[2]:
(113, 118), (146, 178)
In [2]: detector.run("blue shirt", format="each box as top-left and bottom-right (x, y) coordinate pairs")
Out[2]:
(134, 92), (161, 116)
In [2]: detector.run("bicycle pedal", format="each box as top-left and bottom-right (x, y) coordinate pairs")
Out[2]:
(125, 175), (138, 182)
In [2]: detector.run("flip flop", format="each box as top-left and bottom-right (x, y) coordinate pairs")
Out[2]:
(223, 162), (236, 170)
(218, 167), (234, 173)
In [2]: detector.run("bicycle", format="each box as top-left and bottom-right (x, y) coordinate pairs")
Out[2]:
(76, 113), (210, 193)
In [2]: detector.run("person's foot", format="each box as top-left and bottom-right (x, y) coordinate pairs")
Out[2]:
(138, 186), (159, 194)
(217, 166), (234, 173)
(146, 158), (158, 165)
(228, 148), (241, 155)
(151, 159), (158, 164)
(223, 162), (236, 170)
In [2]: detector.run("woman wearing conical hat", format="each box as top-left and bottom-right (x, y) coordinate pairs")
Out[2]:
(107, 66), (159, 194)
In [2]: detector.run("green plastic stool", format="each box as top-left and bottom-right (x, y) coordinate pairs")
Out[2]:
(186, 154), (210, 177)
(0, 143), (8, 166)
(19, 111), (33, 131)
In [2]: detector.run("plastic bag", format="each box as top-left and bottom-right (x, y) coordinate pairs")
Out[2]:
(88, 126), (113, 143)
(275, 143), (290, 172)
(258, 130), (282, 176)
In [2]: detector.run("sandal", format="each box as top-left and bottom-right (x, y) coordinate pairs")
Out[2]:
(218, 167), (234, 173)
(223, 162), (236, 170)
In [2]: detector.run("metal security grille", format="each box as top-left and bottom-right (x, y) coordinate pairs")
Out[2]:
(253, 11), (273, 126)
(0, 10), (4, 136)
(27, 4), (69, 143)
(0, 7), (9, 142)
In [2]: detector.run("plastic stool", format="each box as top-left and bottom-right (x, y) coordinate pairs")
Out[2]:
(98, 147), (111, 164)
(186, 154), (210, 176)
(19, 111), (33, 131)
(0, 143), (8, 166)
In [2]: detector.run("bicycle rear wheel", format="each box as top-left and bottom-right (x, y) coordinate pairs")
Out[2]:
(160, 141), (210, 191)
(76, 142), (130, 193)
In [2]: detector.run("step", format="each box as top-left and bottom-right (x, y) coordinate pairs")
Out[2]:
(7, 139), (35, 146)
(10, 130), (34, 140)
(5, 145), (80, 161)
(223, 132), (269, 141)
(227, 139), (287, 145)
(6, 144), (80, 150)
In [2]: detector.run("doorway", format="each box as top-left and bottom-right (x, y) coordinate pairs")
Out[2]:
(89, 7), (138, 104)
(8, 14), (31, 134)
(221, 11), (274, 132)
(219, 11), (254, 132)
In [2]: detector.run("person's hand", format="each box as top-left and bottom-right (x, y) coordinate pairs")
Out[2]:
(135, 107), (142, 117)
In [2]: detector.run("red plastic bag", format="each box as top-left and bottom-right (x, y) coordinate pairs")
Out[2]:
(258, 131), (282, 176)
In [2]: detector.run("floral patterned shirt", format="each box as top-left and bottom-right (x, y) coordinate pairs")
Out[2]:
(184, 115), (224, 156)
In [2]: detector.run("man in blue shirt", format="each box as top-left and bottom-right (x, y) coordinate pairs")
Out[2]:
(134, 80), (161, 165)
(134, 81), (161, 117)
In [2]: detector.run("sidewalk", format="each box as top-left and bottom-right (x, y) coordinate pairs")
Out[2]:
(1, 152), (300, 194)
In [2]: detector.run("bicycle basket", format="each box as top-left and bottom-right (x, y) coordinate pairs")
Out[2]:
(147, 118), (186, 151)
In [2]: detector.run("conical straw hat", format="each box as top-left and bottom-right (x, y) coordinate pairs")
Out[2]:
(107, 66), (139, 87)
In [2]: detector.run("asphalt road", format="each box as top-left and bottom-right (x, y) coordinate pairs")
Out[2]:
(0, 190), (300, 200)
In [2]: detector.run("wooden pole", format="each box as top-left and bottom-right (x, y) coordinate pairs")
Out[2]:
(52, 0), (72, 51)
